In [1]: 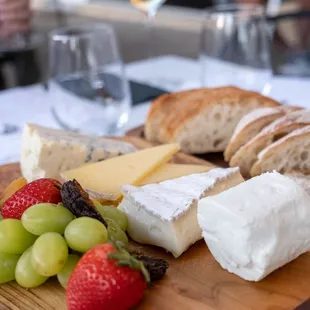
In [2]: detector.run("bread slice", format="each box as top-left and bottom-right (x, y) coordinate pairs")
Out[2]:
(229, 109), (310, 177)
(145, 86), (280, 154)
(224, 105), (302, 162)
(251, 125), (310, 176)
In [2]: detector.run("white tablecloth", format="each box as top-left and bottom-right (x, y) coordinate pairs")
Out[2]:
(1, 55), (310, 166)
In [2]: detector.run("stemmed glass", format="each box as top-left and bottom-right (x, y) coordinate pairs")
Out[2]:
(129, 0), (167, 57)
(200, 4), (272, 94)
(49, 24), (132, 136)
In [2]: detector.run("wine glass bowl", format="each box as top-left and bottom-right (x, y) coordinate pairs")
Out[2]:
(200, 4), (272, 93)
(49, 24), (132, 136)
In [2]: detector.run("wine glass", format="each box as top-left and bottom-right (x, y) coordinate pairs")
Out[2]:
(49, 23), (132, 136)
(129, 0), (167, 57)
(200, 4), (272, 94)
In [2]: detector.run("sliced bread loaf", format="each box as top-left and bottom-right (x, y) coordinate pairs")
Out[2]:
(145, 86), (280, 154)
(229, 109), (310, 177)
(251, 125), (310, 176)
(224, 105), (302, 161)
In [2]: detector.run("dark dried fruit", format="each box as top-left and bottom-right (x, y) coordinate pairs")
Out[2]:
(61, 180), (107, 227)
(130, 250), (169, 283)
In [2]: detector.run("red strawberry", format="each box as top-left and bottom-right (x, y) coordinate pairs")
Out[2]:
(1, 178), (62, 219)
(66, 243), (149, 310)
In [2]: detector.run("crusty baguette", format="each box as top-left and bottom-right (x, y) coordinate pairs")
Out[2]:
(145, 86), (280, 154)
(224, 105), (302, 162)
(250, 125), (310, 176)
(144, 89), (207, 142)
(229, 109), (310, 177)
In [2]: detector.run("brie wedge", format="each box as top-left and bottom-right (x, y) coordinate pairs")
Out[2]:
(198, 172), (310, 282)
(118, 167), (243, 258)
(21, 123), (136, 182)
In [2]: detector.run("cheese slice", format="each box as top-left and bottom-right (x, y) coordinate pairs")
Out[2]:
(140, 163), (213, 185)
(118, 167), (243, 258)
(95, 163), (212, 205)
(21, 123), (136, 182)
(61, 143), (180, 201)
(198, 172), (310, 282)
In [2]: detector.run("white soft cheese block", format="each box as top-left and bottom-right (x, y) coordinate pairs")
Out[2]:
(198, 172), (310, 282)
(118, 168), (243, 258)
(21, 123), (136, 182)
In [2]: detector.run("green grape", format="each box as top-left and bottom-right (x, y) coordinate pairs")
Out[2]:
(57, 254), (80, 289)
(0, 219), (37, 254)
(21, 203), (75, 236)
(105, 218), (128, 247)
(0, 213), (3, 221)
(95, 203), (128, 231)
(0, 252), (20, 284)
(31, 232), (68, 277)
(15, 246), (48, 288)
(64, 217), (108, 253)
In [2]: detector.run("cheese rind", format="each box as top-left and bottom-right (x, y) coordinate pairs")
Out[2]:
(21, 123), (136, 182)
(198, 172), (310, 281)
(119, 168), (243, 258)
(62, 143), (180, 201)
(140, 163), (213, 185)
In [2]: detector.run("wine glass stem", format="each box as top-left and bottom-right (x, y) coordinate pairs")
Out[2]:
(145, 11), (156, 59)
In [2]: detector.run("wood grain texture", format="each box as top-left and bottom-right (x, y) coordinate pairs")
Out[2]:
(0, 136), (309, 310)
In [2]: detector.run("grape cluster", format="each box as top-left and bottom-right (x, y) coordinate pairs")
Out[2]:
(0, 202), (128, 289)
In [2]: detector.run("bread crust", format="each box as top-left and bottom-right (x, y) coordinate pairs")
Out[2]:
(224, 105), (302, 162)
(251, 125), (310, 176)
(224, 107), (284, 162)
(144, 89), (199, 142)
(163, 87), (279, 142)
(145, 86), (280, 153)
(230, 109), (310, 177)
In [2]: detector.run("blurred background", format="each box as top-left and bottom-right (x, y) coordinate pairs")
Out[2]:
(0, 0), (309, 90)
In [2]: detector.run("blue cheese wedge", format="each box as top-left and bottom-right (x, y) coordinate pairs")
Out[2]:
(198, 172), (310, 282)
(118, 168), (243, 258)
(21, 123), (136, 182)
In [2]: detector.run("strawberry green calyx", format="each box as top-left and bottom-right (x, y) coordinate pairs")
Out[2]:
(54, 182), (62, 190)
(108, 241), (150, 283)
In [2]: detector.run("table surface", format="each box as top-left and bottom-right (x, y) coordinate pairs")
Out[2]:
(1, 55), (310, 166)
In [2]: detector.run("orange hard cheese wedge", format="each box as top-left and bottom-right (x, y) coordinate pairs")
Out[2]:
(0, 177), (27, 209)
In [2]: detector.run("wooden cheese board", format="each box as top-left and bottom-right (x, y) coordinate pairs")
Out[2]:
(0, 136), (309, 310)
(126, 126), (228, 168)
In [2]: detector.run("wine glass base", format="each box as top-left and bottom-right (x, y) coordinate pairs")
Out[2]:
(51, 107), (127, 137)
